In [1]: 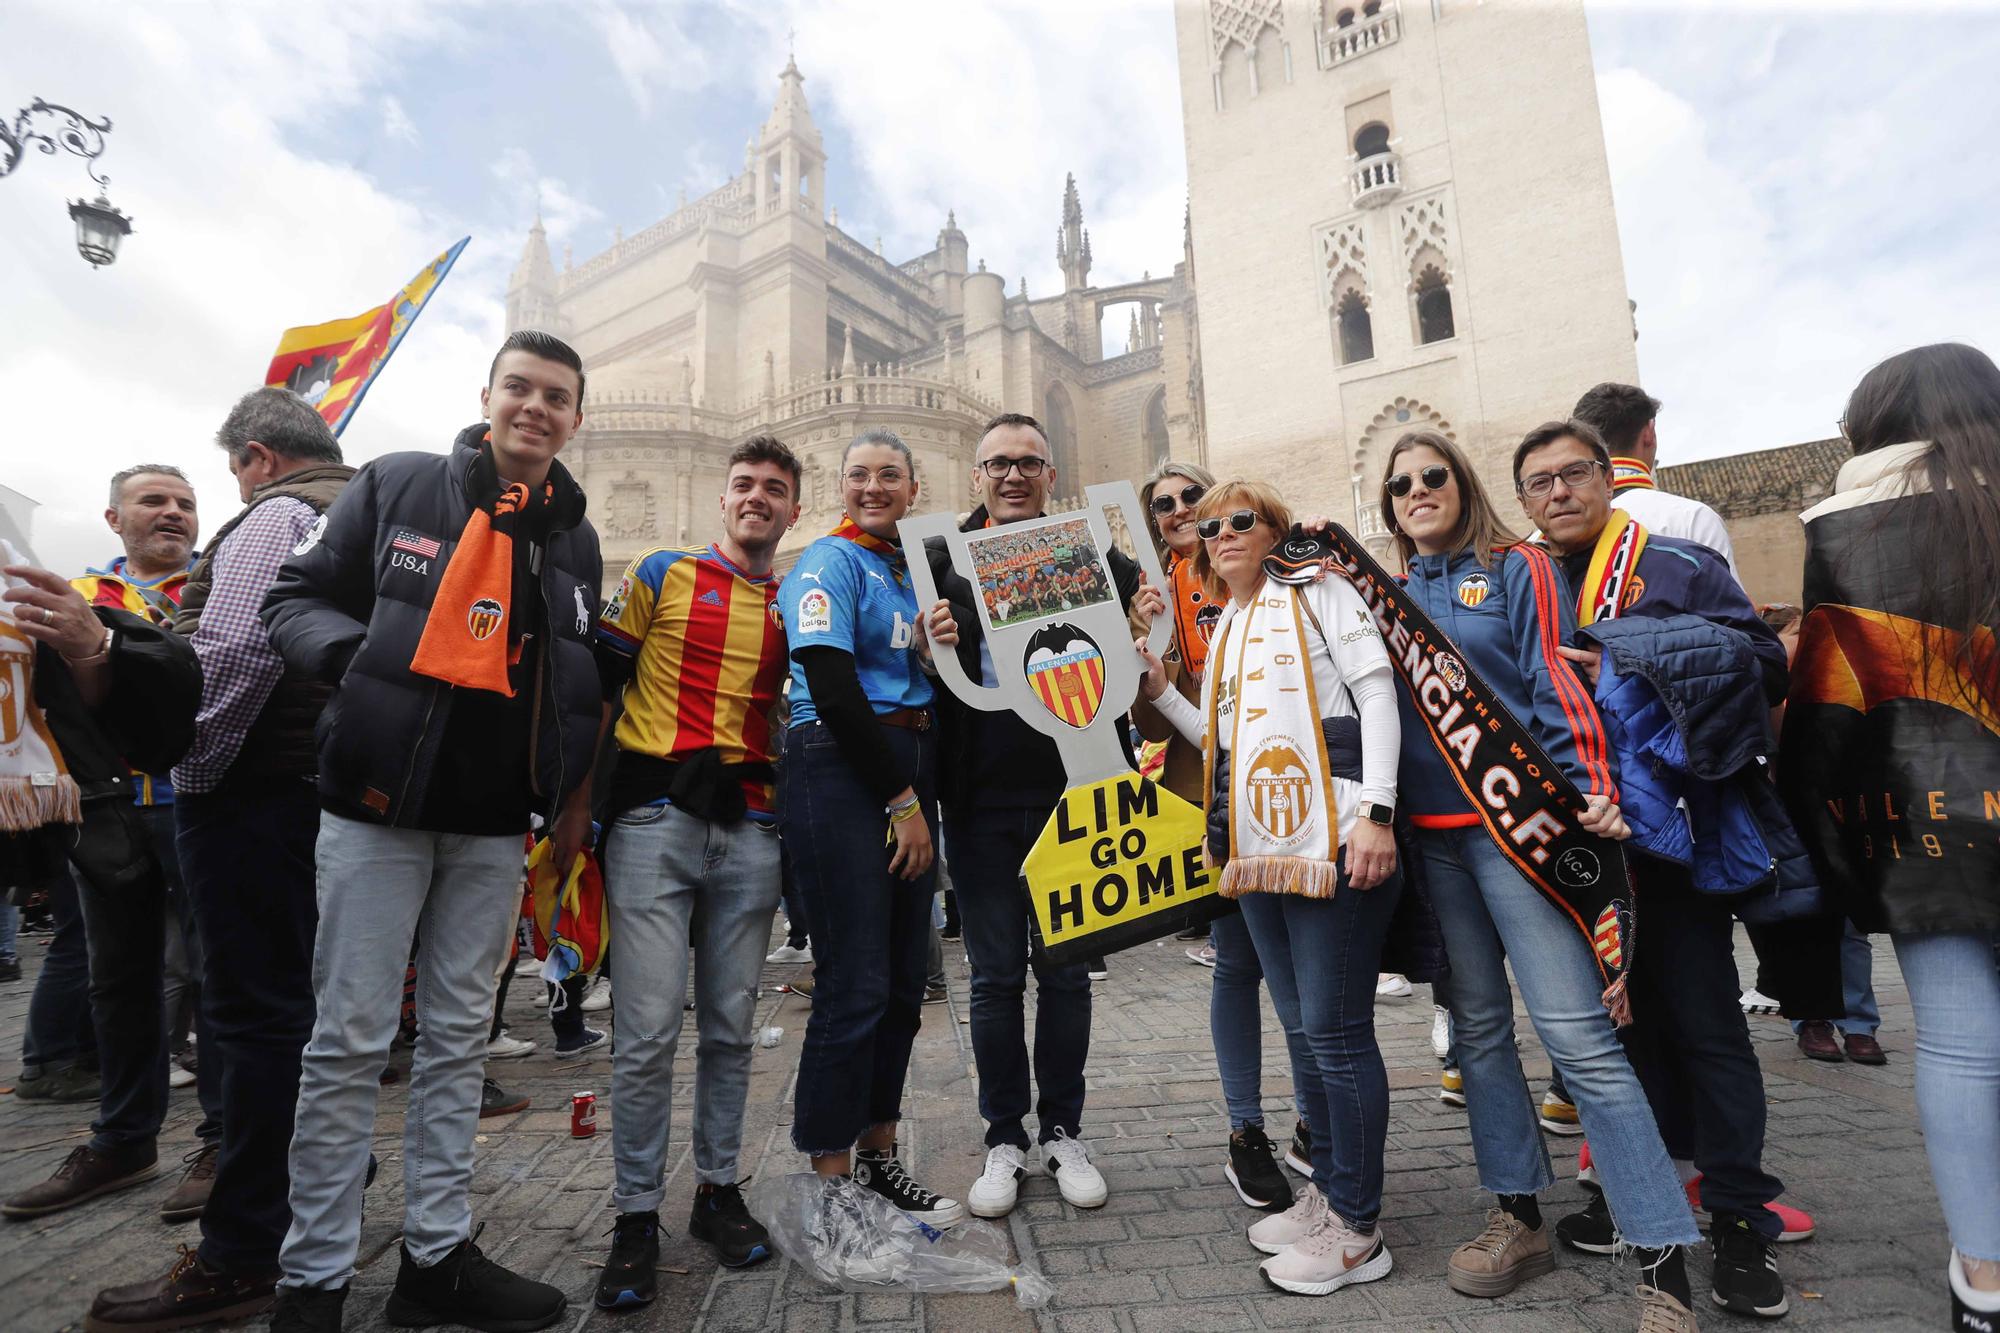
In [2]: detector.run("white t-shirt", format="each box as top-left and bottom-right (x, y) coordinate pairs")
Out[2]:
(1613, 485), (1737, 573)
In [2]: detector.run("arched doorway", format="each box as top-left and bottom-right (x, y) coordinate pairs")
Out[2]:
(1044, 384), (1081, 502)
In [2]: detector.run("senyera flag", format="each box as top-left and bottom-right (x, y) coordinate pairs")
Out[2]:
(266, 237), (470, 436)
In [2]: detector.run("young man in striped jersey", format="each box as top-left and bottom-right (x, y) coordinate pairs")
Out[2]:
(589, 436), (802, 1309)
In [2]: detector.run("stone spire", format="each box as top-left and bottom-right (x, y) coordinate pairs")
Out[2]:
(505, 213), (559, 333)
(761, 53), (822, 150)
(1056, 172), (1091, 291)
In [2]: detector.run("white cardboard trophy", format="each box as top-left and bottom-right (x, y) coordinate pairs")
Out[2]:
(901, 482), (1225, 963)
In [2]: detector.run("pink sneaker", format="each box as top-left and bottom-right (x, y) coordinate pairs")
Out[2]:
(1687, 1175), (1816, 1242)
(1576, 1139), (1597, 1188)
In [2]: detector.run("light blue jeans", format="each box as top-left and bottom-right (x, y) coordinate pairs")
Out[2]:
(280, 814), (525, 1289)
(604, 803), (781, 1211)
(1418, 827), (1698, 1248)
(1891, 929), (2000, 1262)
(1793, 920), (1881, 1037)
(1210, 908), (1311, 1130)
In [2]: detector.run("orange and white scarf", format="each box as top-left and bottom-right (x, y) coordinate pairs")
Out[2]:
(0, 574), (80, 832)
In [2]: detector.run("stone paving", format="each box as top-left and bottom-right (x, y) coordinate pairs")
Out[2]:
(0, 916), (1949, 1332)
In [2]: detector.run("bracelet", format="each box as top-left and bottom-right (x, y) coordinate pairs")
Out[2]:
(886, 794), (921, 824)
(62, 627), (114, 664)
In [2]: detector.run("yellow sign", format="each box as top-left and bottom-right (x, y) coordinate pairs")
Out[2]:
(1023, 772), (1219, 961)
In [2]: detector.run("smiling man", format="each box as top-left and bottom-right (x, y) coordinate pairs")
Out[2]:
(585, 436), (801, 1309)
(259, 330), (604, 1333)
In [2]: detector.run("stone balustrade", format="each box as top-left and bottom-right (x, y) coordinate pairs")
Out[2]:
(1318, 4), (1400, 69)
(1350, 150), (1403, 208)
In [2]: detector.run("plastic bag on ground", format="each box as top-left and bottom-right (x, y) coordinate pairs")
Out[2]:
(751, 1172), (1055, 1308)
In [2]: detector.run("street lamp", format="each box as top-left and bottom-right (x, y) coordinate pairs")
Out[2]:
(2, 98), (135, 269)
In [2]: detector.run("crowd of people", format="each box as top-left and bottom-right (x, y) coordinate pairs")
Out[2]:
(1, 329), (1995, 1333)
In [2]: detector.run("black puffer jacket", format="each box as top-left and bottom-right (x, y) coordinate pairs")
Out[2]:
(262, 427), (602, 828)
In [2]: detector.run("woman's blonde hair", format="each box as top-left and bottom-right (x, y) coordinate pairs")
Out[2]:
(1380, 430), (1521, 570)
(1189, 479), (1292, 602)
(1140, 459), (1218, 557)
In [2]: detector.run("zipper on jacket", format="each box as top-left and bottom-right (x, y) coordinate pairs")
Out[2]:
(396, 681), (444, 821)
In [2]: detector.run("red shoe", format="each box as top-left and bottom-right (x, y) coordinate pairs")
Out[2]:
(1688, 1175), (1816, 1242)
(1576, 1139), (1598, 1188)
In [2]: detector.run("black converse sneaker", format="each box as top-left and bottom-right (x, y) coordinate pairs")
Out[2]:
(384, 1233), (566, 1331)
(1709, 1211), (1788, 1318)
(594, 1211), (659, 1309)
(1283, 1119), (1313, 1178)
(689, 1182), (772, 1267)
(853, 1147), (965, 1228)
(1555, 1190), (1621, 1255)
(1225, 1124), (1294, 1212)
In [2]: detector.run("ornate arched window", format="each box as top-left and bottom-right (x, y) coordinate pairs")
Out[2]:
(1354, 122), (1391, 158)
(1415, 263), (1455, 344)
(1336, 287), (1374, 365)
(1142, 388), (1170, 472)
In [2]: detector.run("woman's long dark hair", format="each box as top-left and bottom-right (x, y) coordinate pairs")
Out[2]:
(1843, 342), (2000, 700)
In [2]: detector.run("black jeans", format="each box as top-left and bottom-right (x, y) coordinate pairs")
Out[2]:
(949, 804), (1092, 1150)
(141, 803), (222, 1142)
(1621, 860), (1784, 1238)
(22, 868), (96, 1071)
(70, 799), (173, 1153)
(177, 785), (321, 1273)
(784, 723), (936, 1154)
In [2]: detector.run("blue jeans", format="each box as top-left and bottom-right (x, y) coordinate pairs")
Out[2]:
(22, 868), (94, 1071)
(0, 900), (15, 960)
(1210, 907), (1311, 1130)
(604, 803), (781, 1208)
(1238, 867), (1399, 1230)
(142, 803), (223, 1143)
(1792, 921), (1881, 1036)
(1418, 826), (1697, 1248)
(784, 723), (937, 1154)
(280, 813), (525, 1289)
(949, 804), (1092, 1150)
(1891, 929), (2000, 1262)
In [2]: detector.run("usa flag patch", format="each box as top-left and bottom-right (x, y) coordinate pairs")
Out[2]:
(391, 531), (440, 559)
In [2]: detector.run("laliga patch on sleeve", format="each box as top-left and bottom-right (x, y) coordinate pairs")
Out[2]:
(797, 588), (832, 635)
(292, 513), (328, 556)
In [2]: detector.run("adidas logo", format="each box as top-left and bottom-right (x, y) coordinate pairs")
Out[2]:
(699, 589), (724, 606)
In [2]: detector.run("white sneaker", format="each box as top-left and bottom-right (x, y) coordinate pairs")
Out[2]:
(487, 1031), (537, 1060)
(808, 1178), (899, 1285)
(1042, 1129), (1108, 1208)
(766, 943), (814, 964)
(1430, 1005), (1452, 1060)
(1249, 1181), (1326, 1254)
(1186, 945), (1217, 967)
(1740, 987), (1781, 1016)
(967, 1144), (1026, 1218)
(168, 1064), (197, 1089)
(1375, 973), (1412, 999)
(581, 975), (613, 1012)
(1258, 1208), (1393, 1296)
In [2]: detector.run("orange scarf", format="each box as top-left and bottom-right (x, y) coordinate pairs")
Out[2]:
(829, 516), (902, 570)
(411, 457), (538, 696)
(1168, 555), (1212, 679)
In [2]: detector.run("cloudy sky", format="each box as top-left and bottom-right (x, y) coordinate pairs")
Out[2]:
(6, 0), (1997, 576)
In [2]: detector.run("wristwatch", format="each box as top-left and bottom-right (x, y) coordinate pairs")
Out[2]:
(1361, 802), (1395, 827)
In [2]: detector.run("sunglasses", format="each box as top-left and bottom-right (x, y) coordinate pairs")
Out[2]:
(1385, 464), (1451, 499)
(1150, 482), (1208, 516)
(1196, 509), (1261, 541)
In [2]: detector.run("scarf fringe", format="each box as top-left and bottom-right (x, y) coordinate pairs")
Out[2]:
(1601, 972), (1633, 1028)
(0, 774), (82, 833)
(1220, 855), (1342, 900)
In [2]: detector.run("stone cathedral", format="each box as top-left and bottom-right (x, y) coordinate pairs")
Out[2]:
(504, 56), (1203, 578)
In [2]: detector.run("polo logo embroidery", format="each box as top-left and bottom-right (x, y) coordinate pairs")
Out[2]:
(1024, 623), (1105, 729)
(468, 597), (504, 641)
(1243, 740), (1313, 843)
(293, 513), (328, 556)
(572, 584), (590, 635)
(1457, 572), (1490, 607)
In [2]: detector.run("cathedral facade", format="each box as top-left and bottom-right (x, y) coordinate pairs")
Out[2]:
(505, 58), (1203, 578)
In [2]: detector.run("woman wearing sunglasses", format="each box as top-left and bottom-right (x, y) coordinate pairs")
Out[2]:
(1131, 463), (1314, 1217)
(1136, 481), (1402, 1300)
(1382, 430), (1702, 1330)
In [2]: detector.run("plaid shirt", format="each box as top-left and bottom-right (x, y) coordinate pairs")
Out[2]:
(172, 497), (320, 794)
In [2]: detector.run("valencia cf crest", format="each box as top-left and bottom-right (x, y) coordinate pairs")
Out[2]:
(1592, 898), (1629, 970)
(1457, 572), (1490, 607)
(1024, 623), (1106, 729)
(1622, 575), (1646, 609)
(1243, 739), (1313, 843)
(467, 597), (504, 642)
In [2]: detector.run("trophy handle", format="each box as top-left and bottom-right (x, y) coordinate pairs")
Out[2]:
(897, 510), (1016, 714)
(1084, 481), (1175, 667)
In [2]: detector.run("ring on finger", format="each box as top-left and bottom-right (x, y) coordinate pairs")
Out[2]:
(42, 607), (55, 625)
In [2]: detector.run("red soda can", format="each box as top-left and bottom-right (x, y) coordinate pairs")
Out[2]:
(570, 1091), (597, 1138)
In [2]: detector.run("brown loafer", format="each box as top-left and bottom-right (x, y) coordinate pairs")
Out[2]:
(1796, 1020), (1844, 1062)
(85, 1246), (277, 1332)
(160, 1143), (220, 1223)
(1843, 1031), (1888, 1065)
(2, 1143), (158, 1219)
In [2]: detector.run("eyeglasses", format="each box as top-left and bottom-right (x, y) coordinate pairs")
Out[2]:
(977, 455), (1049, 479)
(844, 466), (908, 488)
(1517, 459), (1605, 500)
(1195, 509), (1261, 541)
(1150, 481), (1207, 516)
(1385, 464), (1451, 499)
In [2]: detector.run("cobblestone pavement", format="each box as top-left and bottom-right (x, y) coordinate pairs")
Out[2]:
(0, 919), (1947, 1332)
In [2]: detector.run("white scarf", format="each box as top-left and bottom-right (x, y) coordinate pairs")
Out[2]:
(0, 592), (81, 833)
(1205, 583), (1340, 898)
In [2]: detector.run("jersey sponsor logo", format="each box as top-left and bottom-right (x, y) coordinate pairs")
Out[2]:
(699, 588), (725, 607)
(467, 597), (504, 641)
(888, 609), (915, 650)
(1457, 572), (1490, 607)
(1243, 739), (1313, 843)
(293, 513), (328, 556)
(1024, 622), (1106, 729)
(797, 588), (832, 635)
(602, 573), (631, 624)
(391, 530), (440, 559)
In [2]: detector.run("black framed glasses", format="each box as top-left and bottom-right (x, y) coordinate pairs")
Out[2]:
(1517, 459), (1605, 500)
(1195, 509), (1260, 541)
(1385, 464), (1451, 499)
(978, 455), (1049, 479)
(1150, 481), (1207, 516)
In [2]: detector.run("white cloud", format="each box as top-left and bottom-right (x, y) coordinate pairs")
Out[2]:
(382, 95), (419, 145)
(587, 4), (713, 116)
(489, 147), (604, 244)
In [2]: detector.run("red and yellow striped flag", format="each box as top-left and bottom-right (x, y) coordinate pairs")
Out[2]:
(266, 237), (469, 436)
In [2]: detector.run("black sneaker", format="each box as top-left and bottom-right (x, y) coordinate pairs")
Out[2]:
(268, 1285), (347, 1333)
(0, 956), (20, 982)
(1555, 1190), (1620, 1255)
(594, 1211), (660, 1309)
(1224, 1124), (1294, 1212)
(853, 1147), (965, 1228)
(383, 1234), (566, 1332)
(479, 1078), (529, 1118)
(1710, 1210), (1788, 1317)
(1956, 1285), (1999, 1333)
(688, 1182), (772, 1268)
(1282, 1119), (1312, 1178)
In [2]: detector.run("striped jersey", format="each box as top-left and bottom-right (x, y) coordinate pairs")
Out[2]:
(597, 544), (787, 815)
